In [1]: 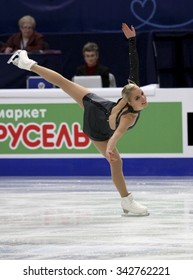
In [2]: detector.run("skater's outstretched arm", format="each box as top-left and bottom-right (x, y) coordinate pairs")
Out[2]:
(122, 23), (139, 86)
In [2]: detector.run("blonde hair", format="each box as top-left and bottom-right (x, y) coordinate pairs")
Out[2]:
(18, 15), (36, 29)
(121, 80), (138, 102)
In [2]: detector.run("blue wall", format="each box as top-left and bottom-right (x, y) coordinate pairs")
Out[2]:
(0, 0), (193, 34)
(1, 1), (193, 88)
(0, 158), (193, 177)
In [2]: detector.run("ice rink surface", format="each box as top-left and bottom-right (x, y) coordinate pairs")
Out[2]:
(0, 177), (193, 260)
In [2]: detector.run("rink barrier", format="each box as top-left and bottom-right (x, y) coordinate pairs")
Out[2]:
(0, 158), (193, 176)
(0, 85), (193, 176)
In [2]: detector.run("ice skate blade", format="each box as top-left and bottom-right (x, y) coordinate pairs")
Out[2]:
(122, 212), (150, 217)
(7, 50), (21, 64)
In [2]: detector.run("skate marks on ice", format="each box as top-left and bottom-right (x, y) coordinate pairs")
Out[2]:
(0, 177), (193, 260)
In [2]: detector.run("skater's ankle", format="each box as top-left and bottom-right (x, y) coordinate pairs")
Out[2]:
(122, 192), (131, 198)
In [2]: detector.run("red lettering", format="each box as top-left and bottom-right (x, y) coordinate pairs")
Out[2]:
(42, 124), (55, 147)
(0, 122), (91, 150)
(56, 123), (73, 148)
(8, 124), (23, 148)
(23, 124), (40, 147)
(0, 125), (7, 140)
(74, 123), (90, 147)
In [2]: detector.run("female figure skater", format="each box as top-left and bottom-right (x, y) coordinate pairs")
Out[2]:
(7, 23), (149, 216)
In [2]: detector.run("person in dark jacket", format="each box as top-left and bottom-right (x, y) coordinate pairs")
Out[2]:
(7, 23), (149, 216)
(75, 42), (110, 87)
(1, 15), (46, 54)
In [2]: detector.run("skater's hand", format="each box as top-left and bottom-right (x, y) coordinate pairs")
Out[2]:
(106, 150), (117, 164)
(122, 23), (136, 39)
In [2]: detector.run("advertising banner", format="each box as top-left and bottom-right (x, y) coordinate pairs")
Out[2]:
(0, 102), (182, 156)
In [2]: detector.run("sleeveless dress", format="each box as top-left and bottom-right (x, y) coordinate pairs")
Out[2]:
(82, 37), (140, 141)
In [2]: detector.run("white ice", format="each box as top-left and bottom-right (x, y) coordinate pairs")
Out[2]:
(0, 177), (193, 260)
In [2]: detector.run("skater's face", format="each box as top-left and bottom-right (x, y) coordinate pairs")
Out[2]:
(84, 51), (98, 67)
(128, 87), (148, 111)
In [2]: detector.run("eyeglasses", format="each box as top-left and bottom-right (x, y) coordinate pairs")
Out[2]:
(84, 54), (96, 58)
(21, 26), (33, 30)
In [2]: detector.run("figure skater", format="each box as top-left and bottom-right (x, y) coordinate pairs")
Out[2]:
(7, 23), (149, 216)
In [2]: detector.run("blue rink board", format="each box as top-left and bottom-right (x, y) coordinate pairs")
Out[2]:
(0, 158), (193, 176)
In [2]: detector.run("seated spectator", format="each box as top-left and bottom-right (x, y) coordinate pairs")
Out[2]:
(75, 42), (110, 87)
(0, 15), (46, 54)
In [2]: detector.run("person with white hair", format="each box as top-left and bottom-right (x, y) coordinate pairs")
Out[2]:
(1, 15), (46, 54)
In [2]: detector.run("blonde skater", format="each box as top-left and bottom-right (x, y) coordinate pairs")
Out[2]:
(7, 23), (149, 216)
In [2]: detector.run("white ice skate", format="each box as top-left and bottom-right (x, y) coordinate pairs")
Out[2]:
(121, 193), (149, 217)
(7, 50), (37, 70)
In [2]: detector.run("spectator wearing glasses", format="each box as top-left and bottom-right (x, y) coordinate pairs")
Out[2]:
(1, 15), (46, 54)
(75, 42), (110, 87)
